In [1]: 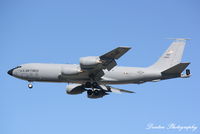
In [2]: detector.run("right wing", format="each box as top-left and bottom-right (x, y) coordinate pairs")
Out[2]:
(100, 46), (131, 60)
(100, 46), (131, 71)
(80, 47), (131, 80)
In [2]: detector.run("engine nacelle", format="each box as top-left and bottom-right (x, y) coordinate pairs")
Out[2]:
(87, 89), (107, 99)
(80, 56), (101, 69)
(66, 84), (86, 95)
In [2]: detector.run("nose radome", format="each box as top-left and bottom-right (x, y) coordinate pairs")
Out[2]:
(7, 69), (14, 76)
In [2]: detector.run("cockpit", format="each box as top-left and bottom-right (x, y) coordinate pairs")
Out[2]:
(13, 66), (22, 69)
(7, 66), (22, 76)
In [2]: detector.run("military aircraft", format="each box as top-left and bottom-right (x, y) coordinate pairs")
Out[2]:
(8, 39), (191, 99)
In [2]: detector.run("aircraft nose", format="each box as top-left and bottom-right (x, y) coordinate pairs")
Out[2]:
(7, 69), (14, 76)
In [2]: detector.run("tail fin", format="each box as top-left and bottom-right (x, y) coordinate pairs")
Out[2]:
(149, 39), (189, 71)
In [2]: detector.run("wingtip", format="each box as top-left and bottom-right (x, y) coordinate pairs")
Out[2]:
(167, 38), (191, 42)
(118, 46), (132, 50)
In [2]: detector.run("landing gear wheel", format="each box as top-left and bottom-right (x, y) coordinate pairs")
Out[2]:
(94, 90), (99, 96)
(92, 82), (98, 88)
(85, 82), (92, 88)
(85, 82), (99, 88)
(28, 83), (33, 89)
(87, 90), (93, 96)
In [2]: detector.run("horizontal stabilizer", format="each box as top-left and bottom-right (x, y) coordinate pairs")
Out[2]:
(161, 62), (190, 74)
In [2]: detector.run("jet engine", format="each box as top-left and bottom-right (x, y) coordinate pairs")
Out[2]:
(66, 84), (86, 95)
(80, 56), (102, 69)
(87, 89), (107, 99)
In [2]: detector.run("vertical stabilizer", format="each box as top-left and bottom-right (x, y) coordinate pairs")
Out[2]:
(149, 39), (189, 71)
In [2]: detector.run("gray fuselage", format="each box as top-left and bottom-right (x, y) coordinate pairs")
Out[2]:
(10, 63), (162, 85)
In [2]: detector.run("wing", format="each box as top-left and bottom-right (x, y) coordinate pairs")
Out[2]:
(100, 85), (135, 94)
(80, 47), (131, 80)
(100, 46), (131, 60)
(108, 86), (135, 94)
(100, 46), (131, 71)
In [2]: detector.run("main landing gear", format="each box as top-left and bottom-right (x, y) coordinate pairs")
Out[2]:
(84, 82), (107, 98)
(84, 82), (99, 88)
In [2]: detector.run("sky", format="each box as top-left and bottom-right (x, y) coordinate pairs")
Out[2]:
(1, 0), (200, 134)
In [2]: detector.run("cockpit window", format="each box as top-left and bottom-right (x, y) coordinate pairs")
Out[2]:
(13, 66), (22, 69)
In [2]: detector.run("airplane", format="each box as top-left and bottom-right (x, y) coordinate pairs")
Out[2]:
(8, 38), (191, 99)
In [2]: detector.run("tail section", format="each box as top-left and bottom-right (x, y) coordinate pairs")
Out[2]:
(149, 39), (189, 71)
(161, 62), (190, 74)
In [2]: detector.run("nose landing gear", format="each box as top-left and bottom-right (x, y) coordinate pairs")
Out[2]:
(28, 82), (33, 89)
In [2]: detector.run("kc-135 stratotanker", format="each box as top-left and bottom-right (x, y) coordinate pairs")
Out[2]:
(8, 39), (191, 99)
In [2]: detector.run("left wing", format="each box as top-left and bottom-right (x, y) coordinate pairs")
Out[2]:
(80, 47), (131, 80)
